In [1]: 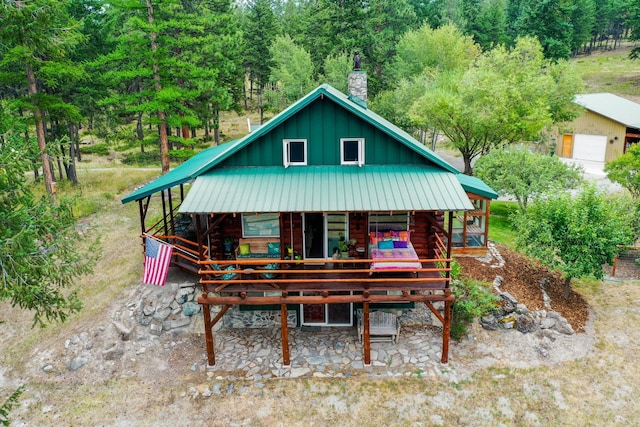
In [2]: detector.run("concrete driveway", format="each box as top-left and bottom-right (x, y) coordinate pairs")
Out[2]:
(558, 157), (623, 194)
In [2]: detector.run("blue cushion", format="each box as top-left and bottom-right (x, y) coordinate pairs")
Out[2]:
(378, 240), (394, 250)
(267, 242), (280, 255)
(261, 263), (278, 279)
(211, 264), (237, 280)
(393, 240), (408, 248)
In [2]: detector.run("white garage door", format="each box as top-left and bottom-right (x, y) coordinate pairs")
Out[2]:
(572, 134), (607, 162)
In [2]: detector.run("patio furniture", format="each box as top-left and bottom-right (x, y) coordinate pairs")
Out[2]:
(356, 309), (401, 344)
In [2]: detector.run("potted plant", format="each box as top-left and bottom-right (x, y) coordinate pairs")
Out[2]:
(338, 239), (350, 259)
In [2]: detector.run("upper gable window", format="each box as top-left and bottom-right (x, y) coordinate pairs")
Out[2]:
(283, 139), (307, 167)
(341, 138), (365, 166)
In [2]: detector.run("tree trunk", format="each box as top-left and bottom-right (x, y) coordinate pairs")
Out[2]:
(136, 112), (144, 141)
(563, 276), (571, 301)
(26, 64), (55, 197)
(213, 109), (220, 145)
(66, 123), (78, 185)
(463, 154), (473, 175)
(74, 124), (81, 162)
(243, 75), (248, 109)
(146, 0), (170, 174)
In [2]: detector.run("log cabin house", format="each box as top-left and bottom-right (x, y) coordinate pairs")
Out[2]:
(122, 79), (497, 367)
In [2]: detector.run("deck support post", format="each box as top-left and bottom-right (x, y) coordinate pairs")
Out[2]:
(281, 304), (290, 366)
(442, 299), (451, 363)
(202, 303), (215, 366)
(363, 302), (371, 366)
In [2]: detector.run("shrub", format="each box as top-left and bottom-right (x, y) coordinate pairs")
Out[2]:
(121, 151), (160, 165)
(450, 278), (500, 340)
(79, 143), (110, 156)
(168, 149), (196, 162)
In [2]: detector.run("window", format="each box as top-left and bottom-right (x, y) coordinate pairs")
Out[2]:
(368, 212), (408, 233)
(242, 213), (280, 237)
(340, 138), (365, 166)
(283, 139), (307, 167)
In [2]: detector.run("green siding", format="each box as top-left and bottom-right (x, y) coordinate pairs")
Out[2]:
(223, 97), (430, 167)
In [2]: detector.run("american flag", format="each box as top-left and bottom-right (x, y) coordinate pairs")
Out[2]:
(143, 237), (173, 286)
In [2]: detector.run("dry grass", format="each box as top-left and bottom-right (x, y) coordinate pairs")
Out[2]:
(573, 42), (640, 101)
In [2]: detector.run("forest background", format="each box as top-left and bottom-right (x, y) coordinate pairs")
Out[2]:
(2, 0), (640, 187)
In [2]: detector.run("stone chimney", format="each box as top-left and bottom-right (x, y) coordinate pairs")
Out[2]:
(348, 71), (367, 107)
(348, 52), (367, 107)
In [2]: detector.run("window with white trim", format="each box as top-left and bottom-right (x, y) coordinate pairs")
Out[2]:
(340, 138), (365, 166)
(283, 139), (307, 167)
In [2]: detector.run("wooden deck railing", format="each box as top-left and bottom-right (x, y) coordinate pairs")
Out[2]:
(198, 257), (451, 295)
(142, 234), (209, 272)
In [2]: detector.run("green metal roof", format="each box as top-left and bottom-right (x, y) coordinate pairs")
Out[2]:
(121, 142), (243, 204)
(122, 84), (471, 204)
(575, 93), (640, 128)
(178, 165), (475, 214)
(456, 174), (499, 199)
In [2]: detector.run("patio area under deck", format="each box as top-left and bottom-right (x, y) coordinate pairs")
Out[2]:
(197, 257), (454, 368)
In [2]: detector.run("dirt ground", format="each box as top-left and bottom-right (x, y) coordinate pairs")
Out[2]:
(3, 226), (640, 425)
(2, 169), (640, 425)
(456, 244), (591, 332)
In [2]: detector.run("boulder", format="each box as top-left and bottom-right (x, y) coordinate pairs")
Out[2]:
(516, 313), (537, 333)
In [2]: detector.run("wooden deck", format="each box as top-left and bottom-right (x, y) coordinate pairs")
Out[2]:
(197, 257), (454, 368)
(198, 259), (450, 293)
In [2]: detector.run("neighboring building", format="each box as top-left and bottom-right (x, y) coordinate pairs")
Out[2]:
(556, 93), (640, 162)
(122, 77), (497, 367)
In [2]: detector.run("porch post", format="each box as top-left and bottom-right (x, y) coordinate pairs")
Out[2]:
(281, 304), (290, 366)
(442, 299), (451, 364)
(167, 188), (175, 235)
(160, 190), (168, 235)
(195, 214), (204, 261)
(138, 199), (146, 234)
(202, 303), (216, 367)
(363, 302), (371, 366)
(446, 211), (454, 281)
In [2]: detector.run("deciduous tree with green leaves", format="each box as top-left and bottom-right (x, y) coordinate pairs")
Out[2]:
(265, 35), (316, 111)
(604, 143), (640, 200)
(604, 143), (640, 237)
(515, 185), (635, 300)
(410, 36), (582, 175)
(474, 149), (584, 211)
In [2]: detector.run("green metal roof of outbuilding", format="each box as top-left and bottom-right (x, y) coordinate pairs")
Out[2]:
(575, 93), (640, 128)
(178, 165), (475, 214)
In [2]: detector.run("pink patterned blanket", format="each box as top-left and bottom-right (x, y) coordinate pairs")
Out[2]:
(369, 242), (422, 271)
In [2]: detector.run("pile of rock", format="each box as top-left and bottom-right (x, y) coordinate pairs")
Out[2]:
(134, 280), (202, 336)
(480, 276), (575, 337)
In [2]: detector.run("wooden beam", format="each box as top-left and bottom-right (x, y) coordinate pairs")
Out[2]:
(281, 304), (290, 366)
(198, 293), (454, 306)
(363, 302), (371, 366)
(423, 301), (445, 324)
(442, 300), (452, 364)
(202, 304), (231, 367)
(202, 302), (215, 366)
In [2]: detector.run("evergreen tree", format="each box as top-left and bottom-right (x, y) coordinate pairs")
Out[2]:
(242, 0), (280, 96)
(97, 0), (243, 170)
(0, 0), (84, 194)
